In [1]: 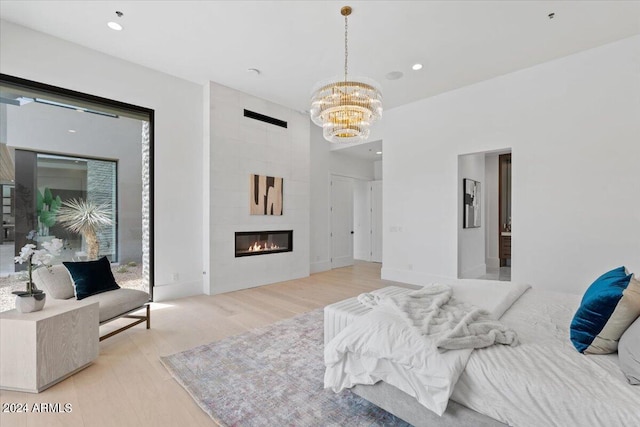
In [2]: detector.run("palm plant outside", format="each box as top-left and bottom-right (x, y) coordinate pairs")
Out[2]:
(57, 199), (113, 260)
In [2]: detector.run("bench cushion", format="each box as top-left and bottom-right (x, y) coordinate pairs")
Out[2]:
(32, 264), (75, 300)
(33, 264), (149, 324)
(82, 288), (149, 323)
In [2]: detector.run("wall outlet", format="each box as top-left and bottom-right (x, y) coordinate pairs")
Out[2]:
(171, 273), (179, 282)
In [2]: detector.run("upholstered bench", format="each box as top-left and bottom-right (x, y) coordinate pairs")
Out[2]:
(33, 263), (150, 341)
(324, 285), (414, 345)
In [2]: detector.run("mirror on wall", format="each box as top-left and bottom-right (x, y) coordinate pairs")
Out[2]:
(0, 75), (153, 312)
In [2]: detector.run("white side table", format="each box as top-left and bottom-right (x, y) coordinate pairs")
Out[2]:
(0, 299), (99, 393)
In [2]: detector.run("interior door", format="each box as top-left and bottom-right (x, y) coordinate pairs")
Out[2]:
(330, 175), (354, 269)
(371, 180), (383, 262)
(353, 179), (371, 261)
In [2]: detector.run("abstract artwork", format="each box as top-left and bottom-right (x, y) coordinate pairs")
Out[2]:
(250, 174), (283, 215)
(463, 178), (481, 228)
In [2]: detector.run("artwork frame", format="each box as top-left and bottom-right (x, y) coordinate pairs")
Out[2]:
(250, 174), (283, 215)
(463, 178), (481, 229)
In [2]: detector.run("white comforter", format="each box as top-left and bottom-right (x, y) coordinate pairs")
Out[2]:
(324, 280), (530, 416)
(452, 289), (640, 427)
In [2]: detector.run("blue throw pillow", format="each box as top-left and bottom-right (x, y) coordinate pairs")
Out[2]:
(63, 256), (120, 300)
(570, 267), (638, 354)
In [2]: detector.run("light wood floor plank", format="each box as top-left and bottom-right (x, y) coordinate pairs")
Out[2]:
(1, 262), (402, 427)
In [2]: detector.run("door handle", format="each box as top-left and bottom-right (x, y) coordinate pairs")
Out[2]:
(350, 231), (354, 234)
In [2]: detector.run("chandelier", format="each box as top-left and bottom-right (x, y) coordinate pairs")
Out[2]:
(310, 6), (383, 143)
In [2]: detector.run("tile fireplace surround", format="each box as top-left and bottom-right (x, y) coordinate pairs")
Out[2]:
(235, 230), (293, 257)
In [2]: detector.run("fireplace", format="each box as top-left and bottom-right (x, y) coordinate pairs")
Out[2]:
(235, 230), (293, 257)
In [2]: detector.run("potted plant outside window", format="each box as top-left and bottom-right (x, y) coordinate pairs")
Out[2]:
(36, 187), (62, 238)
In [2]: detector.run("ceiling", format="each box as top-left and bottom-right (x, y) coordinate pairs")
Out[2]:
(1, 1), (638, 115)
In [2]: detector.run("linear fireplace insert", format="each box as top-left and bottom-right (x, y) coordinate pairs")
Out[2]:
(235, 230), (293, 257)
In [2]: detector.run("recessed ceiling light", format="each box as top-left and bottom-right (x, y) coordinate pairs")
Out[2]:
(412, 63), (423, 71)
(385, 71), (403, 80)
(376, 151), (382, 155)
(107, 21), (123, 31)
(68, 129), (76, 133)
(108, 11), (124, 31)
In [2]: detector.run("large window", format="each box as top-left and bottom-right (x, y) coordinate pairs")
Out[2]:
(0, 75), (153, 311)
(12, 152), (118, 262)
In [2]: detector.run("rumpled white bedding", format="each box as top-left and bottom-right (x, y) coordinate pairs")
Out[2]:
(452, 289), (640, 427)
(324, 280), (531, 416)
(363, 284), (519, 350)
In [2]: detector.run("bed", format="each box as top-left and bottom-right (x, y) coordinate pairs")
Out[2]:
(324, 280), (640, 427)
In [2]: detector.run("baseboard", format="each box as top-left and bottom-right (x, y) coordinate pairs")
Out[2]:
(486, 257), (500, 269)
(460, 263), (487, 279)
(210, 270), (310, 295)
(310, 260), (331, 274)
(382, 267), (515, 288)
(381, 268), (456, 287)
(153, 280), (203, 302)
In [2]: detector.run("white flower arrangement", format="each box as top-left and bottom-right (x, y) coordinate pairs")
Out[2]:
(13, 236), (64, 297)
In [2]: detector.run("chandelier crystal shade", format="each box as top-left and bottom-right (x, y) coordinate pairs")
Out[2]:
(310, 6), (383, 143)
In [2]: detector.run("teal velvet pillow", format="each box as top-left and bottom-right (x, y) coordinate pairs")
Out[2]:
(570, 267), (637, 354)
(63, 256), (120, 300)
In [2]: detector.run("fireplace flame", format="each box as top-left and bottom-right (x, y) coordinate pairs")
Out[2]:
(247, 241), (280, 252)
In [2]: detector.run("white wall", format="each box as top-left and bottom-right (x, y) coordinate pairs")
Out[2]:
(330, 152), (377, 180)
(374, 160), (383, 180)
(309, 125), (376, 273)
(208, 82), (310, 294)
(458, 153), (486, 278)
(310, 125), (331, 273)
(383, 35), (640, 294)
(0, 21), (204, 300)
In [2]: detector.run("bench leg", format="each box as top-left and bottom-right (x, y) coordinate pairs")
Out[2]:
(146, 304), (151, 329)
(99, 304), (151, 341)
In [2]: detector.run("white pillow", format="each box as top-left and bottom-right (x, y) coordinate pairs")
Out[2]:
(32, 264), (75, 299)
(619, 314), (640, 385)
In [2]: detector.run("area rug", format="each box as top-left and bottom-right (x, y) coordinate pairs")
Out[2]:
(160, 309), (410, 427)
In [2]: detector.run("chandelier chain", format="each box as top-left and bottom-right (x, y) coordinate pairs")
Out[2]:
(344, 14), (348, 83)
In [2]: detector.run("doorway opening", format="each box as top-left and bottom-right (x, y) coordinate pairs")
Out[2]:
(330, 174), (354, 269)
(457, 149), (511, 281)
(329, 174), (383, 269)
(498, 153), (512, 269)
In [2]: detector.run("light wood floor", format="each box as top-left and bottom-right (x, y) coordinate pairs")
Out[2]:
(1, 262), (403, 427)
